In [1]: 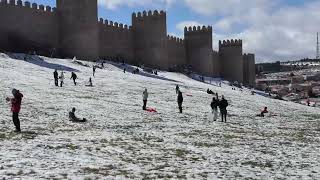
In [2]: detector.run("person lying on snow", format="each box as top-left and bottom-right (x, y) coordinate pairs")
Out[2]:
(207, 89), (214, 94)
(69, 108), (86, 122)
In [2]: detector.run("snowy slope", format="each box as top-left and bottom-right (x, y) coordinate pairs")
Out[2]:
(0, 53), (320, 179)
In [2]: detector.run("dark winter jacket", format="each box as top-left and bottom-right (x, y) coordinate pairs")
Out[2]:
(11, 91), (23, 113)
(53, 71), (58, 79)
(71, 72), (77, 80)
(219, 99), (228, 111)
(211, 99), (219, 109)
(177, 91), (183, 104)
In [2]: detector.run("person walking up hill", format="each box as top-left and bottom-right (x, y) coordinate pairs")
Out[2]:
(71, 72), (77, 86)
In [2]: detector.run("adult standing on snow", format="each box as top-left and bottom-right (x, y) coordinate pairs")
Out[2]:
(59, 71), (64, 87)
(142, 88), (148, 110)
(211, 97), (219, 121)
(70, 72), (77, 86)
(93, 66), (96, 77)
(219, 95), (228, 123)
(177, 90), (183, 113)
(6, 89), (23, 132)
(53, 69), (58, 87)
(176, 85), (180, 94)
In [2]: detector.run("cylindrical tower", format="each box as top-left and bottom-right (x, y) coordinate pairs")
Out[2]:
(56, 0), (98, 60)
(132, 10), (168, 70)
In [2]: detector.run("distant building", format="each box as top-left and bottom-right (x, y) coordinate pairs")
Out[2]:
(0, 0), (255, 85)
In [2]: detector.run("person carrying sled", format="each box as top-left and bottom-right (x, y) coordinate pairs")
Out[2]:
(70, 72), (77, 86)
(142, 88), (148, 110)
(69, 108), (86, 122)
(219, 95), (228, 123)
(6, 89), (23, 132)
(53, 69), (58, 86)
(59, 71), (65, 87)
(211, 97), (219, 121)
(177, 90), (184, 113)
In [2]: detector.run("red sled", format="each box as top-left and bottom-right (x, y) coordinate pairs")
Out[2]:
(186, 94), (193, 97)
(146, 108), (157, 113)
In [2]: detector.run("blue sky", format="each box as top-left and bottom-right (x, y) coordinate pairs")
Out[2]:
(26, 0), (320, 62)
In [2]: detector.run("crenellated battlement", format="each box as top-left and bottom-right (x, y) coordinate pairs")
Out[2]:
(184, 26), (212, 34)
(219, 39), (242, 47)
(243, 53), (254, 57)
(132, 10), (166, 20)
(98, 18), (132, 31)
(0, 0), (56, 13)
(167, 35), (184, 45)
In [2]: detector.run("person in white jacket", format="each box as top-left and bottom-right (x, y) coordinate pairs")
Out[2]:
(59, 71), (65, 87)
(142, 88), (148, 110)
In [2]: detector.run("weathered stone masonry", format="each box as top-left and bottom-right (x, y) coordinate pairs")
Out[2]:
(0, 0), (255, 86)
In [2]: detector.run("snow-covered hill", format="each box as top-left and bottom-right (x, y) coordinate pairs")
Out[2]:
(0, 53), (319, 179)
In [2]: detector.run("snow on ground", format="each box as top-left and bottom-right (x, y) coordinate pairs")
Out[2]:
(0, 53), (320, 179)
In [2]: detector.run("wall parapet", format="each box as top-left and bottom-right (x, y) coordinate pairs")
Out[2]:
(243, 53), (254, 57)
(184, 26), (212, 33)
(0, 0), (56, 13)
(132, 10), (166, 20)
(219, 39), (242, 47)
(167, 35), (184, 45)
(98, 18), (132, 31)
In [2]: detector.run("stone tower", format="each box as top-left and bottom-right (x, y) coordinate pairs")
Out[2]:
(219, 39), (243, 83)
(243, 53), (256, 87)
(132, 10), (168, 69)
(56, 0), (99, 60)
(184, 26), (216, 76)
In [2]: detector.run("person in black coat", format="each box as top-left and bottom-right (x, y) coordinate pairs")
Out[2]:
(93, 66), (96, 77)
(69, 108), (86, 122)
(53, 70), (58, 86)
(177, 90), (183, 113)
(219, 95), (228, 122)
(176, 85), (180, 94)
(70, 72), (77, 86)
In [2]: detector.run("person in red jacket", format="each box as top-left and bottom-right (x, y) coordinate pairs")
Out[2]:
(6, 89), (23, 132)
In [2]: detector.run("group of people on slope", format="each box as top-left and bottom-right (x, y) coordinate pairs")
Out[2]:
(53, 68), (95, 87)
(142, 85), (184, 113)
(210, 94), (229, 122)
(54, 70), (78, 87)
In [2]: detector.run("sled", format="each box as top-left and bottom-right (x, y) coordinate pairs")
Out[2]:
(186, 94), (193, 97)
(146, 108), (157, 113)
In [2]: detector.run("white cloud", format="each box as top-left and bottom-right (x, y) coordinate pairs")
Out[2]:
(182, 0), (320, 62)
(176, 21), (204, 32)
(98, 0), (176, 10)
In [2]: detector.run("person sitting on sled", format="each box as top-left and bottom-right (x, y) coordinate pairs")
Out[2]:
(69, 108), (86, 122)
